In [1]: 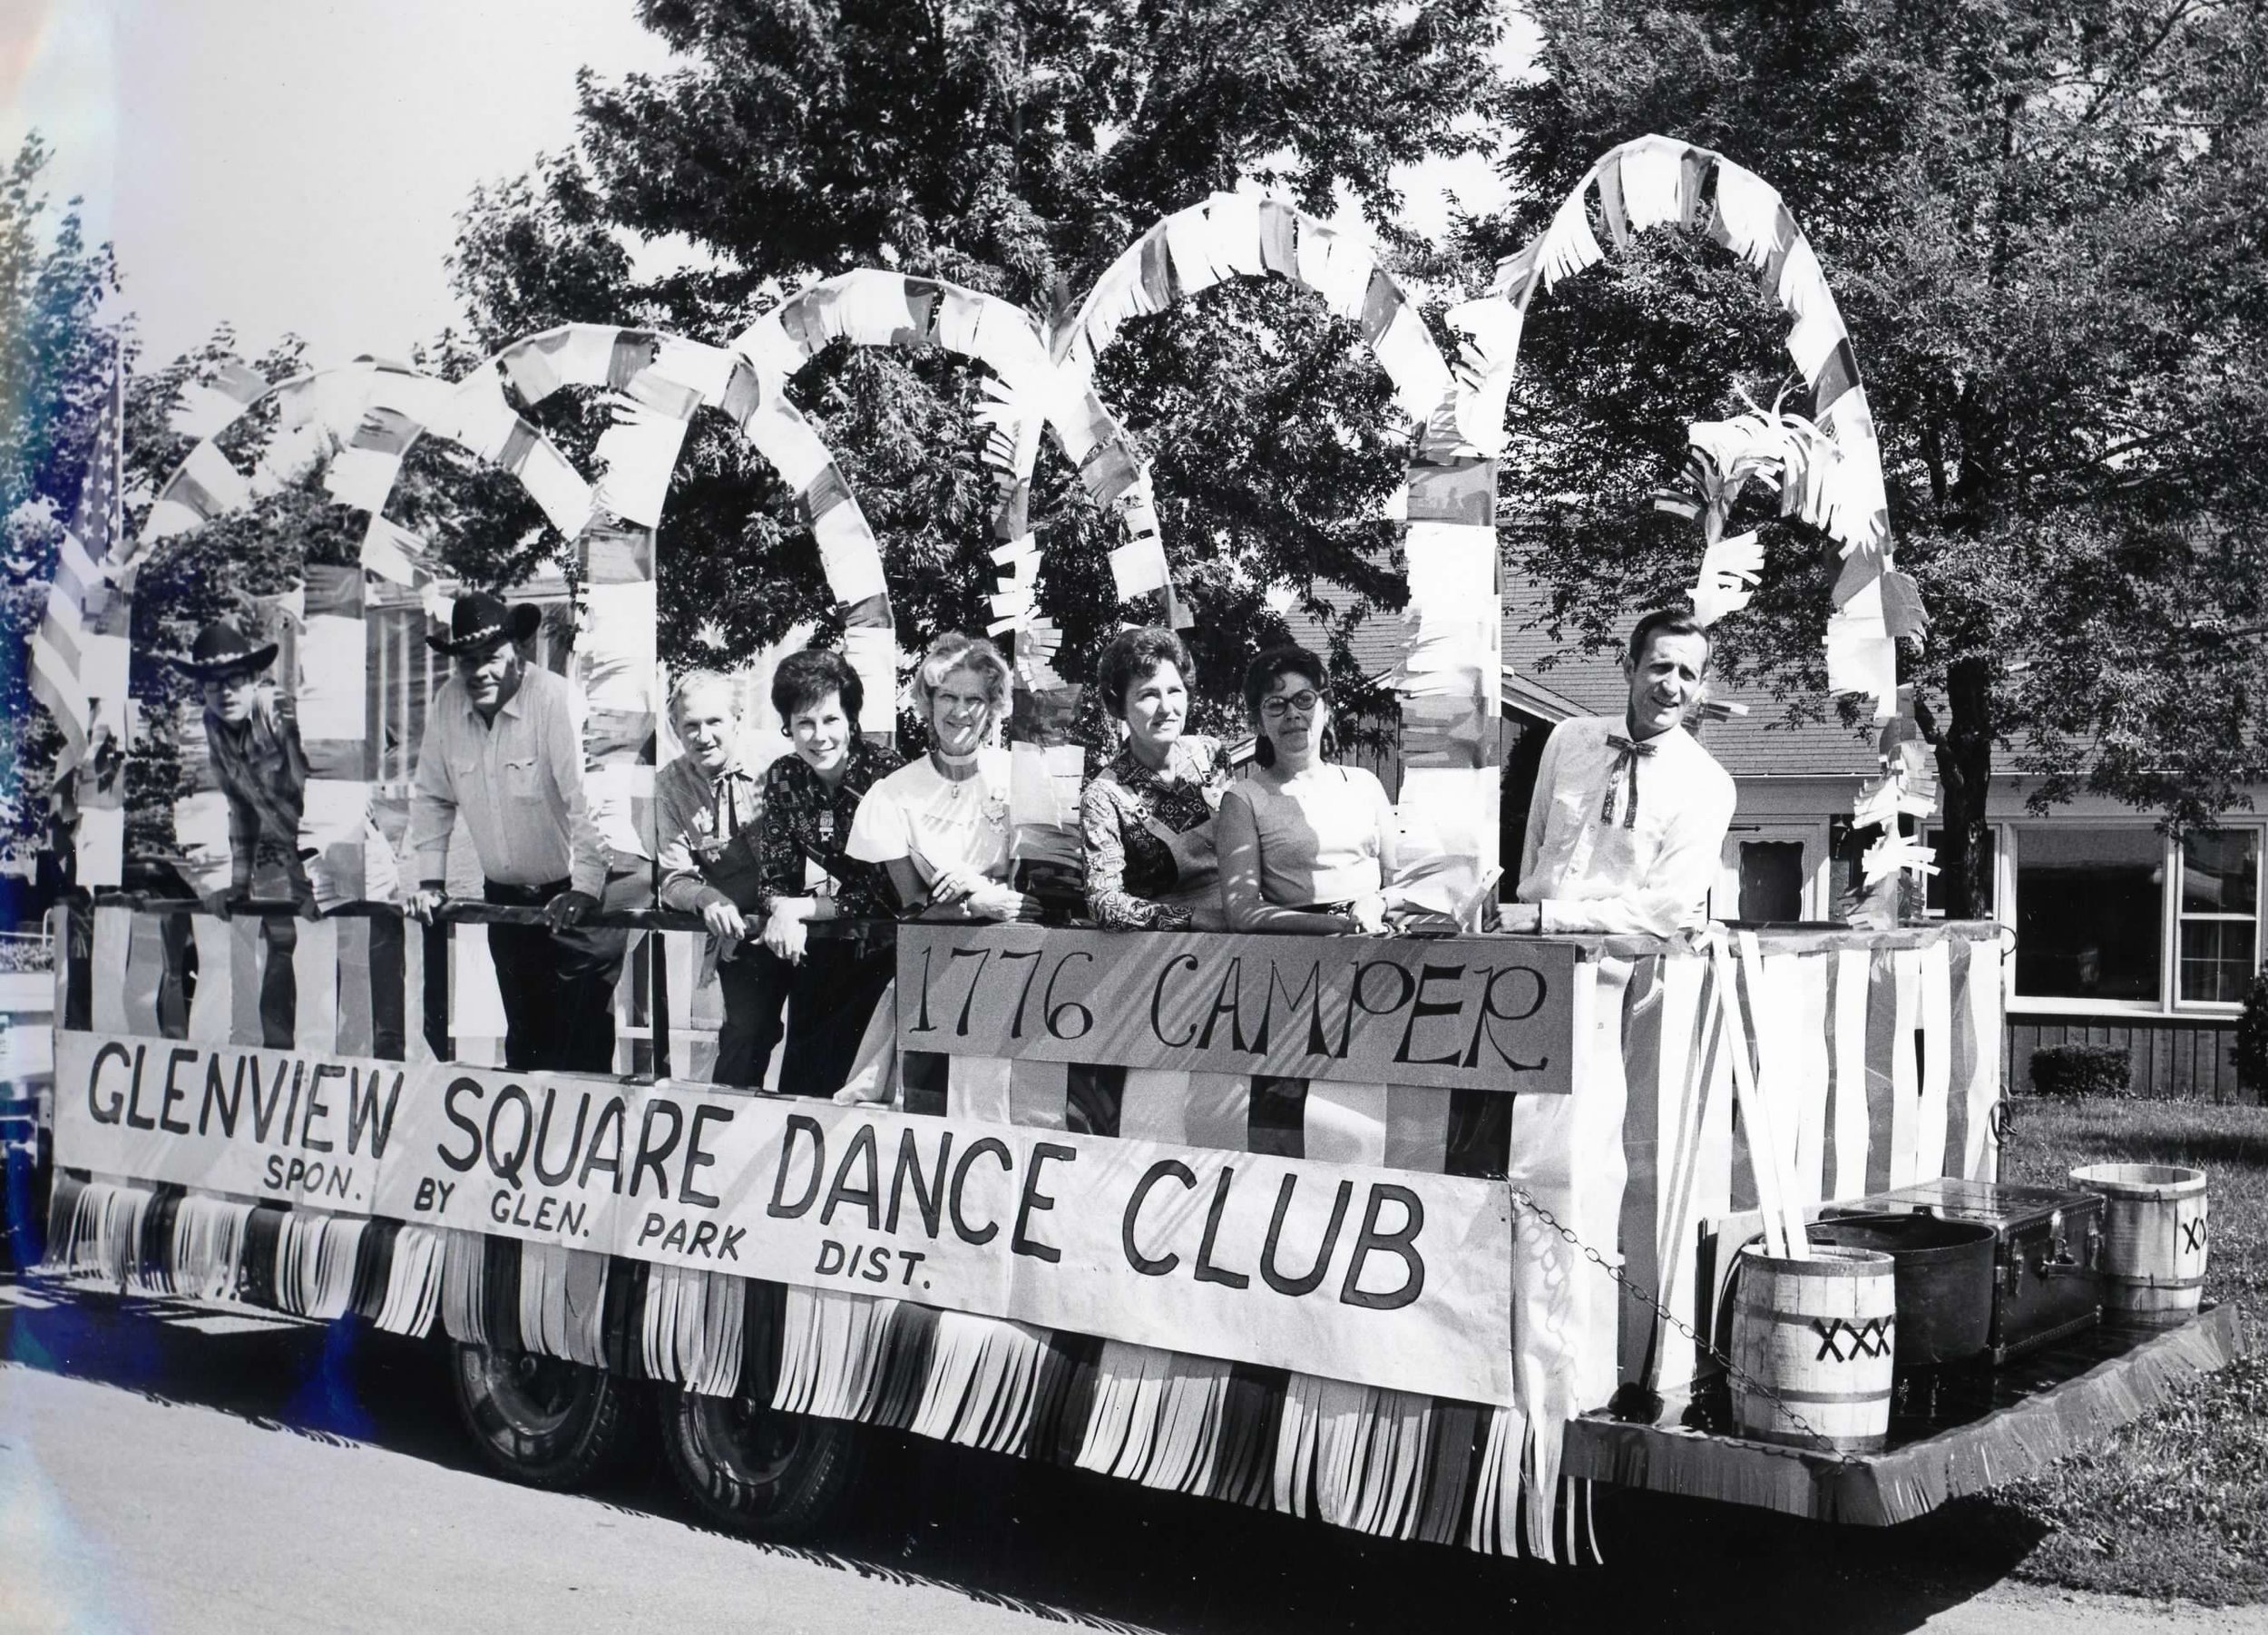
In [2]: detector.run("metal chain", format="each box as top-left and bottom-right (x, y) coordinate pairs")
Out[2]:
(1505, 1185), (1865, 1465)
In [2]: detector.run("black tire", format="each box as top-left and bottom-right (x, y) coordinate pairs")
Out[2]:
(661, 1385), (865, 1541)
(449, 1342), (633, 1491)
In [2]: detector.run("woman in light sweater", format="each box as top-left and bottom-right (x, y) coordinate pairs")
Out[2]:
(1215, 644), (1403, 935)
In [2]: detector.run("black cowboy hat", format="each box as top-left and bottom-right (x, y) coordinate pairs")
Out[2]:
(425, 591), (543, 656)
(170, 620), (279, 680)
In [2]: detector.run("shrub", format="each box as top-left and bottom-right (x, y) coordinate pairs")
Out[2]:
(2029, 1042), (2132, 1099)
(2238, 968), (2268, 1100)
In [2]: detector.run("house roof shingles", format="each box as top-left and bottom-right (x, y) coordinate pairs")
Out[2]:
(1295, 583), (1882, 781)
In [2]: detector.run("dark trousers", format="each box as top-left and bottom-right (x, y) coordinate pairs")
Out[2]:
(257, 916), (299, 1050)
(765, 938), (894, 1098)
(248, 849), (305, 1050)
(712, 946), (787, 1089)
(484, 878), (631, 1074)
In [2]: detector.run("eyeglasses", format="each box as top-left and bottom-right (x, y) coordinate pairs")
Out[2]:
(1260, 690), (1323, 720)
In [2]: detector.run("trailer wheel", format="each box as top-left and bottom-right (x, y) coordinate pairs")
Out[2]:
(449, 1343), (632, 1491)
(661, 1385), (865, 1541)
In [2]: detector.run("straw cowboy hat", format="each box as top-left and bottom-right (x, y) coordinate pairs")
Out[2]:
(425, 591), (543, 656)
(171, 620), (279, 680)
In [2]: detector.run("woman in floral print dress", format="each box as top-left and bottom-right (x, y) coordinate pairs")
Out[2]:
(1080, 626), (1232, 932)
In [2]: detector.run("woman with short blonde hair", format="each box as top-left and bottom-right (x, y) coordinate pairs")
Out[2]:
(846, 631), (1036, 921)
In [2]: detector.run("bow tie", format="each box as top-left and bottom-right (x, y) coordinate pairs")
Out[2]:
(1600, 733), (1657, 829)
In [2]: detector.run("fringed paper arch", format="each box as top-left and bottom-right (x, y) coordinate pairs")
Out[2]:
(127, 357), (598, 903)
(732, 275), (1056, 688)
(729, 271), (1192, 880)
(1051, 191), (1504, 914)
(1445, 133), (1937, 888)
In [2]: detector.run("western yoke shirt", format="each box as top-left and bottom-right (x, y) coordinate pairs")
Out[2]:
(408, 663), (608, 896)
(655, 738), (767, 914)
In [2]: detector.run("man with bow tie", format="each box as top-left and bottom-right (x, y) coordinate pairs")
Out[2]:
(1501, 609), (1735, 937)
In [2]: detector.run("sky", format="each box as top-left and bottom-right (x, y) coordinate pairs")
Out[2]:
(2, 0), (1521, 369)
(4, 0), (678, 363)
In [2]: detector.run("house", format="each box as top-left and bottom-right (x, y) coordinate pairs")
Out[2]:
(1298, 592), (2262, 1101)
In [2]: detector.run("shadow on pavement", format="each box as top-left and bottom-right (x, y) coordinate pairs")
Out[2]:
(1, 1273), (2052, 1635)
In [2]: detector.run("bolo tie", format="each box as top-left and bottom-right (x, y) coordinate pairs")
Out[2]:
(1600, 734), (1656, 829)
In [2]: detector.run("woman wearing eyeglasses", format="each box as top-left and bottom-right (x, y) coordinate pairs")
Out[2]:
(1216, 644), (1403, 935)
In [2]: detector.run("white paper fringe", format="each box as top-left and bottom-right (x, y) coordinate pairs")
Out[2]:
(374, 1226), (442, 1336)
(440, 1227), (489, 1346)
(44, 1179), (151, 1288)
(909, 1310), (1047, 1453)
(519, 1240), (611, 1369)
(170, 1194), (253, 1300)
(275, 1210), (366, 1320)
(640, 1263), (746, 1396)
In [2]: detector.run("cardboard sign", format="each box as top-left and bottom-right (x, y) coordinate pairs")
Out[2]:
(897, 925), (1575, 1094)
(54, 1032), (1516, 1404)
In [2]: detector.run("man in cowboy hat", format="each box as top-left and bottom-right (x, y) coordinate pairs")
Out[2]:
(404, 592), (623, 1073)
(1501, 608), (1736, 937)
(174, 617), (316, 1047)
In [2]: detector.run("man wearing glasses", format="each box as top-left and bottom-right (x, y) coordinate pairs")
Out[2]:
(1501, 609), (1735, 938)
(404, 592), (624, 1072)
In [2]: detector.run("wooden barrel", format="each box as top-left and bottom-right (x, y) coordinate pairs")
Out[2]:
(1730, 1244), (1895, 1453)
(2071, 1162), (2209, 1329)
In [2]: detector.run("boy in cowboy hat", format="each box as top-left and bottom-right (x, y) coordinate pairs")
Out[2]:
(1501, 609), (1736, 937)
(172, 618), (316, 1047)
(404, 592), (623, 1073)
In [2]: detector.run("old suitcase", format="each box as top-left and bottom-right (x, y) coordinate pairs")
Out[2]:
(1826, 1179), (2104, 1364)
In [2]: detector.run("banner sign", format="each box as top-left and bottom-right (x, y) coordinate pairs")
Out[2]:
(55, 1031), (1515, 1404)
(896, 925), (1576, 1095)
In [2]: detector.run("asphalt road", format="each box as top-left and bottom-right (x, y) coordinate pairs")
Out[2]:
(2, 1271), (2262, 1635)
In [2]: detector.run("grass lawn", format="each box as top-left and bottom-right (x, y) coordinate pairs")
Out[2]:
(1955, 1094), (2268, 1605)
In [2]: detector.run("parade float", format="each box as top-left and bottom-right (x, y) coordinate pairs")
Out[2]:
(17, 137), (2241, 1562)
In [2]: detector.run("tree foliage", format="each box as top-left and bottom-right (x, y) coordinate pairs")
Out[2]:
(441, 0), (1508, 733)
(0, 136), (122, 864)
(1475, 0), (2268, 915)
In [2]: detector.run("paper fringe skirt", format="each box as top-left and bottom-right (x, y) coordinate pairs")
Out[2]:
(40, 1171), (1595, 1562)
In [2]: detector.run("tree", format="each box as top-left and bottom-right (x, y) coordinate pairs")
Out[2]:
(0, 133), (470, 873)
(0, 135), (122, 875)
(440, 0), (1510, 736)
(1473, 0), (2268, 915)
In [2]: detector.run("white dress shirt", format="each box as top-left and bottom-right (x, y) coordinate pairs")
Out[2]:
(1515, 716), (1735, 936)
(408, 663), (609, 896)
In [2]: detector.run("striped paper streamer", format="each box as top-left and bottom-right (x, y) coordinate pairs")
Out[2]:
(1617, 927), (2006, 1400)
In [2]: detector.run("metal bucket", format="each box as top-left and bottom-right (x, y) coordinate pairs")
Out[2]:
(1811, 1214), (1998, 1367)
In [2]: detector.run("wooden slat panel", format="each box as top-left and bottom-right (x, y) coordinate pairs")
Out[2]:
(2009, 1023), (2039, 1095)
(2007, 1014), (2257, 1102)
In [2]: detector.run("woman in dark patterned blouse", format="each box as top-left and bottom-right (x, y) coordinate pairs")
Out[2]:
(1080, 627), (1232, 930)
(756, 648), (904, 1094)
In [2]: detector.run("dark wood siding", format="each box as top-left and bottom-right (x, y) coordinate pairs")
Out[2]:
(2007, 1014), (2253, 1103)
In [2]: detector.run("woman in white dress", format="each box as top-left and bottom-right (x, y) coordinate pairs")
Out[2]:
(846, 631), (1039, 922)
(1216, 644), (1403, 935)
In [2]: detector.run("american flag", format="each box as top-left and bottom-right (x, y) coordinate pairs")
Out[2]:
(30, 350), (129, 883)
